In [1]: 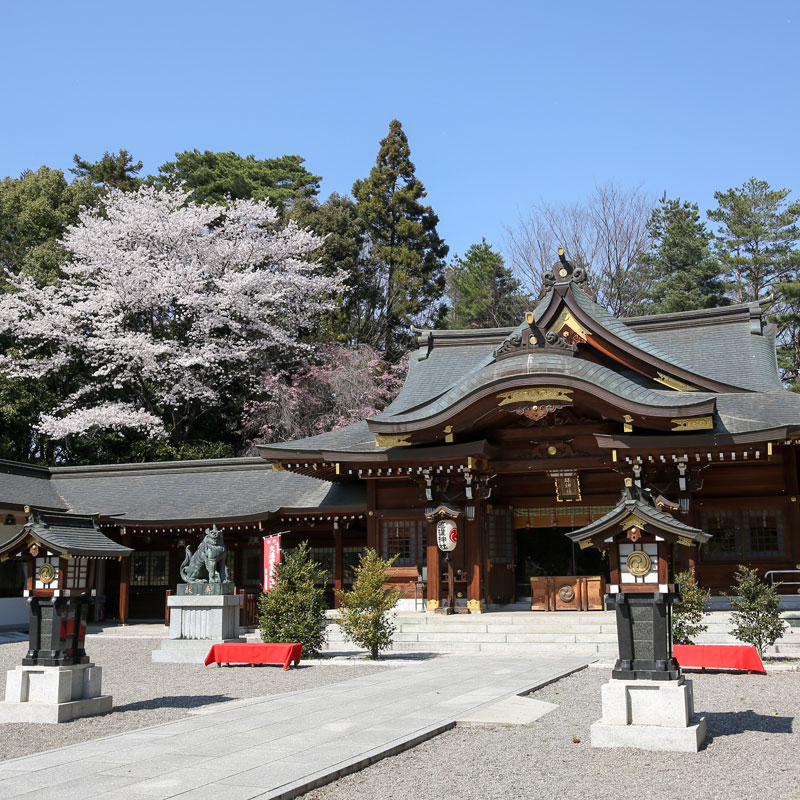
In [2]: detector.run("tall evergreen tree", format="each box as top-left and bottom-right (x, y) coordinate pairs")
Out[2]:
(70, 149), (143, 191)
(445, 239), (530, 328)
(352, 120), (448, 358)
(292, 193), (379, 344)
(152, 150), (320, 213)
(641, 195), (727, 314)
(707, 178), (800, 302)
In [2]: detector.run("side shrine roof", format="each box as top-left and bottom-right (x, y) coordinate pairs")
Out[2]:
(565, 486), (710, 546)
(0, 458), (365, 525)
(0, 510), (133, 559)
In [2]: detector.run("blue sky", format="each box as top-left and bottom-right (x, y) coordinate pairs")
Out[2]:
(2, 1), (798, 262)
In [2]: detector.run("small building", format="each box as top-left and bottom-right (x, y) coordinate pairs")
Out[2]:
(2, 258), (800, 620)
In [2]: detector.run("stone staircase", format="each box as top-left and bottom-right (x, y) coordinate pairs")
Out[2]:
(323, 609), (800, 657)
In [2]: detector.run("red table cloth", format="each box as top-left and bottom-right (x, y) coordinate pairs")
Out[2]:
(204, 643), (303, 670)
(673, 644), (765, 673)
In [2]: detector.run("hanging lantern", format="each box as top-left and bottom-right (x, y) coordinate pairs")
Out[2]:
(436, 519), (458, 551)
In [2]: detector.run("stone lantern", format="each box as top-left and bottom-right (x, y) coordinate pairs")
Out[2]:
(0, 509), (132, 723)
(566, 480), (711, 751)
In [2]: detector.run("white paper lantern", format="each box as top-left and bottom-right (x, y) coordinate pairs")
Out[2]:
(436, 520), (458, 551)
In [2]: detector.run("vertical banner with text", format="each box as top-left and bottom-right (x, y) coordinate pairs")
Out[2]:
(263, 534), (281, 592)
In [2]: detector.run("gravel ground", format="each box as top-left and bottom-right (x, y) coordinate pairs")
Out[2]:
(0, 637), (386, 762)
(305, 668), (800, 800)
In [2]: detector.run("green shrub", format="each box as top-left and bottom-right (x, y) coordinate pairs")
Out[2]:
(336, 549), (401, 659)
(258, 541), (327, 656)
(672, 567), (710, 644)
(726, 564), (787, 657)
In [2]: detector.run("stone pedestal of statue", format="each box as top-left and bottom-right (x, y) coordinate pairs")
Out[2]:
(152, 592), (244, 664)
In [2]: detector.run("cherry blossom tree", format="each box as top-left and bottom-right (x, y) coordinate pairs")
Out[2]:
(242, 344), (408, 444)
(0, 185), (343, 452)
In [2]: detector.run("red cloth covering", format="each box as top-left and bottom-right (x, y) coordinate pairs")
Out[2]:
(673, 644), (765, 673)
(204, 643), (303, 670)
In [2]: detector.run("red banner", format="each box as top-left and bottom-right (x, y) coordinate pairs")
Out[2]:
(263, 534), (281, 592)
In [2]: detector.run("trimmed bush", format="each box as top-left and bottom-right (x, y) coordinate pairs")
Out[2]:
(726, 564), (787, 657)
(336, 549), (402, 659)
(672, 567), (710, 644)
(258, 541), (327, 656)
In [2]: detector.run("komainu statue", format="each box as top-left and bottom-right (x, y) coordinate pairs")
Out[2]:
(180, 525), (227, 583)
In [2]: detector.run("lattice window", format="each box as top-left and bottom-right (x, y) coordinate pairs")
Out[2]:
(703, 511), (738, 557)
(748, 511), (782, 554)
(488, 508), (514, 565)
(343, 546), (365, 584)
(702, 509), (785, 559)
(381, 520), (426, 567)
(310, 547), (335, 585)
(225, 551), (235, 582)
(131, 551), (170, 586)
(243, 548), (262, 585)
(66, 557), (89, 590)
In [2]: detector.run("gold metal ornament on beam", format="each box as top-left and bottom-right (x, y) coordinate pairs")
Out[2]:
(497, 387), (573, 406)
(579, 538), (593, 550)
(676, 536), (694, 547)
(655, 372), (699, 392)
(620, 513), (647, 531)
(548, 308), (590, 344)
(375, 434), (412, 447)
(671, 416), (713, 432)
(626, 550), (653, 577)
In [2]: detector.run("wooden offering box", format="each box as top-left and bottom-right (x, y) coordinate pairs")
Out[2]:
(530, 575), (606, 611)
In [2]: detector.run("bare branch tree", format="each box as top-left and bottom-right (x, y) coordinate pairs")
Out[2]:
(504, 182), (655, 316)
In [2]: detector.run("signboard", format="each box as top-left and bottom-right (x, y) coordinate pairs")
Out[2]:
(263, 534), (281, 591)
(436, 520), (458, 551)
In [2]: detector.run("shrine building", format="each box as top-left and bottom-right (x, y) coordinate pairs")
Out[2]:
(3, 254), (800, 622)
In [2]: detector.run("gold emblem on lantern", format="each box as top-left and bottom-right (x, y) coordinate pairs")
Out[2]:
(38, 562), (56, 585)
(626, 551), (652, 577)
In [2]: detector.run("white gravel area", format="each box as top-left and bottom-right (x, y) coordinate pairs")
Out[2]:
(0, 637), (387, 761)
(304, 668), (800, 800)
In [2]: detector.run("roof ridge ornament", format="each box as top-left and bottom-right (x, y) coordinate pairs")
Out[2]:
(539, 247), (595, 300)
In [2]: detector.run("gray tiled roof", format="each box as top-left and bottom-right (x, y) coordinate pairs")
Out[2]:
(566, 495), (708, 544)
(0, 462), (66, 510)
(635, 323), (782, 392)
(0, 458), (365, 523)
(715, 392), (800, 434)
(256, 420), (386, 454)
(568, 285), (751, 388)
(374, 352), (713, 425)
(23, 514), (133, 558)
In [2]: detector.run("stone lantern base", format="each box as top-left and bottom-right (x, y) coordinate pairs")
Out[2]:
(591, 675), (706, 752)
(0, 662), (111, 724)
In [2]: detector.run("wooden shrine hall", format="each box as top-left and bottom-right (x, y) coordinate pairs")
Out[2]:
(259, 253), (800, 611)
(3, 252), (800, 619)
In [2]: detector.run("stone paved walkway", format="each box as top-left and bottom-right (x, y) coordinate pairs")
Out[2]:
(0, 654), (587, 800)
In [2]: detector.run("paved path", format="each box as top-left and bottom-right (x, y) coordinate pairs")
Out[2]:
(0, 654), (587, 800)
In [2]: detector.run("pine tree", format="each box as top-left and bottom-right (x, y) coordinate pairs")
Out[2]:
(445, 239), (530, 328)
(707, 178), (800, 302)
(336, 549), (401, 659)
(352, 120), (448, 358)
(70, 150), (143, 191)
(641, 195), (727, 314)
(258, 542), (327, 656)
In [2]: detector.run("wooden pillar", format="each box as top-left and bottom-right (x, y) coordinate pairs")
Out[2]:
(466, 510), (484, 612)
(119, 557), (130, 625)
(426, 522), (441, 610)
(784, 448), (800, 563)
(366, 480), (378, 551)
(334, 524), (343, 608)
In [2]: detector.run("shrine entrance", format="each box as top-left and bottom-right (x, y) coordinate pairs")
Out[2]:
(514, 526), (607, 598)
